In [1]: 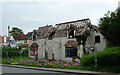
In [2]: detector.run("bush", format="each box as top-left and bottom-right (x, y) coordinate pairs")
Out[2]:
(80, 47), (120, 66)
(2, 47), (20, 58)
(22, 48), (29, 57)
(2, 47), (29, 58)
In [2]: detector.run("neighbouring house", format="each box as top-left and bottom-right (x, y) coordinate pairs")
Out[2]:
(28, 18), (106, 62)
(2, 32), (29, 48)
(9, 35), (18, 47)
(0, 35), (2, 47)
(13, 32), (29, 49)
(21, 34), (30, 49)
(0, 35), (18, 47)
(0, 35), (9, 47)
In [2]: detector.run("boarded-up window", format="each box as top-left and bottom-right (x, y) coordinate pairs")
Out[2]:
(95, 36), (100, 43)
(65, 47), (77, 57)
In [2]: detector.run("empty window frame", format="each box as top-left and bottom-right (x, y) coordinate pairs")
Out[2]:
(69, 30), (74, 38)
(48, 32), (55, 40)
(33, 32), (36, 41)
(95, 36), (100, 43)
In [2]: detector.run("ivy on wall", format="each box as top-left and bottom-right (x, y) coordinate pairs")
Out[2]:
(45, 50), (48, 59)
(76, 30), (90, 46)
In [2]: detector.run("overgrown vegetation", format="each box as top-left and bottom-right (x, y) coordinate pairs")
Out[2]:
(80, 47), (120, 66)
(98, 9), (120, 46)
(2, 47), (28, 58)
(45, 50), (48, 59)
(76, 30), (90, 45)
(79, 47), (120, 73)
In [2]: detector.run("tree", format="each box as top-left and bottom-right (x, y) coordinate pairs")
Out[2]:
(98, 9), (120, 46)
(10, 27), (22, 35)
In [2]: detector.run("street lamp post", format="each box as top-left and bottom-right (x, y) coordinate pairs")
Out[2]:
(20, 50), (23, 64)
(91, 47), (97, 67)
(6, 51), (9, 64)
(94, 47), (97, 67)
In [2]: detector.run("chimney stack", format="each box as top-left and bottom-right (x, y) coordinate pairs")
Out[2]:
(20, 32), (24, 37)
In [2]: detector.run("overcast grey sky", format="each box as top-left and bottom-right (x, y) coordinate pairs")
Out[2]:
(0, 0), (120, 36)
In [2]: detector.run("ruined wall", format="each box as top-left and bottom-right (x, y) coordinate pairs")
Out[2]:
(77, 44), (84, 58)
(28, 39), (46, 59)
(29, 30), (106, 62)
(29, 37), (73, 62)
(28, 40), (36, 59)
(85, 30), (106, 53)
(52, 37), (67, 61)
(29, 37), (80, 62)
(37, 39), (46, 59)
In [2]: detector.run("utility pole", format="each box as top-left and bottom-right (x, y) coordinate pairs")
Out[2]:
(91, 46), (97, 67)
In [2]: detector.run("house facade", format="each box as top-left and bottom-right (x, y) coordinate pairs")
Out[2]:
(0, 35), (2, 47)
(28, 18), (106, 62)
(0, 35), (9, 47)
(13, 32), (29, 49)
(1, 32), (29, 48)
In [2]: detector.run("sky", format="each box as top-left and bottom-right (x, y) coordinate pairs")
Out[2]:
(0, 0), (120, 36)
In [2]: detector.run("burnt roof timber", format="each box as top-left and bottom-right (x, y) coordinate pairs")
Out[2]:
(56, 18), (90, 25)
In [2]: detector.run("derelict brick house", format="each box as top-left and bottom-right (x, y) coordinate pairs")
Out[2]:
(28, 18), (106, 62)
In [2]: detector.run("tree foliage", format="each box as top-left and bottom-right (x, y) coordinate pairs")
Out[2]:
(98, 9), (120, 46)
(10, 27), (22, 35)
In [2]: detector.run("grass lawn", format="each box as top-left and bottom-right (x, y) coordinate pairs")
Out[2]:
(2, 57), (28, 64)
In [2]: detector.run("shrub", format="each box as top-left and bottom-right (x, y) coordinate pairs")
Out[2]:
(80, 47), (120, 67)
(2, 47), (29, 58)
(2, 47), (20, 58)
(22, 48), (28, 57)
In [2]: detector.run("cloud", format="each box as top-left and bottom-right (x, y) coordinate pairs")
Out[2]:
(0, 3), (2, 35)
(1, 1), (119, 35)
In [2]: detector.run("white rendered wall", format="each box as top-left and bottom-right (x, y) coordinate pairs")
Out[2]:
(85, 31), (106, 53)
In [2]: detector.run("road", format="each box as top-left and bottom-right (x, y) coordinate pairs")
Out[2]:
(1, 66), (82, 75)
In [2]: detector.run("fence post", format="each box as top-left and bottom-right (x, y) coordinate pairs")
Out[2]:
(94, 48), (98, 67)
(6, 51), (9, 64)
(19, 50), (23, 64)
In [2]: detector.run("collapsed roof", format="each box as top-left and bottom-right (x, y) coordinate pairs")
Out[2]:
(26, 18), (93, 40)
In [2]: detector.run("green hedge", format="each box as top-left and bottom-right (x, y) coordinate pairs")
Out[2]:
(80, 47), (120, 66)
(2, 47), (28, 58)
